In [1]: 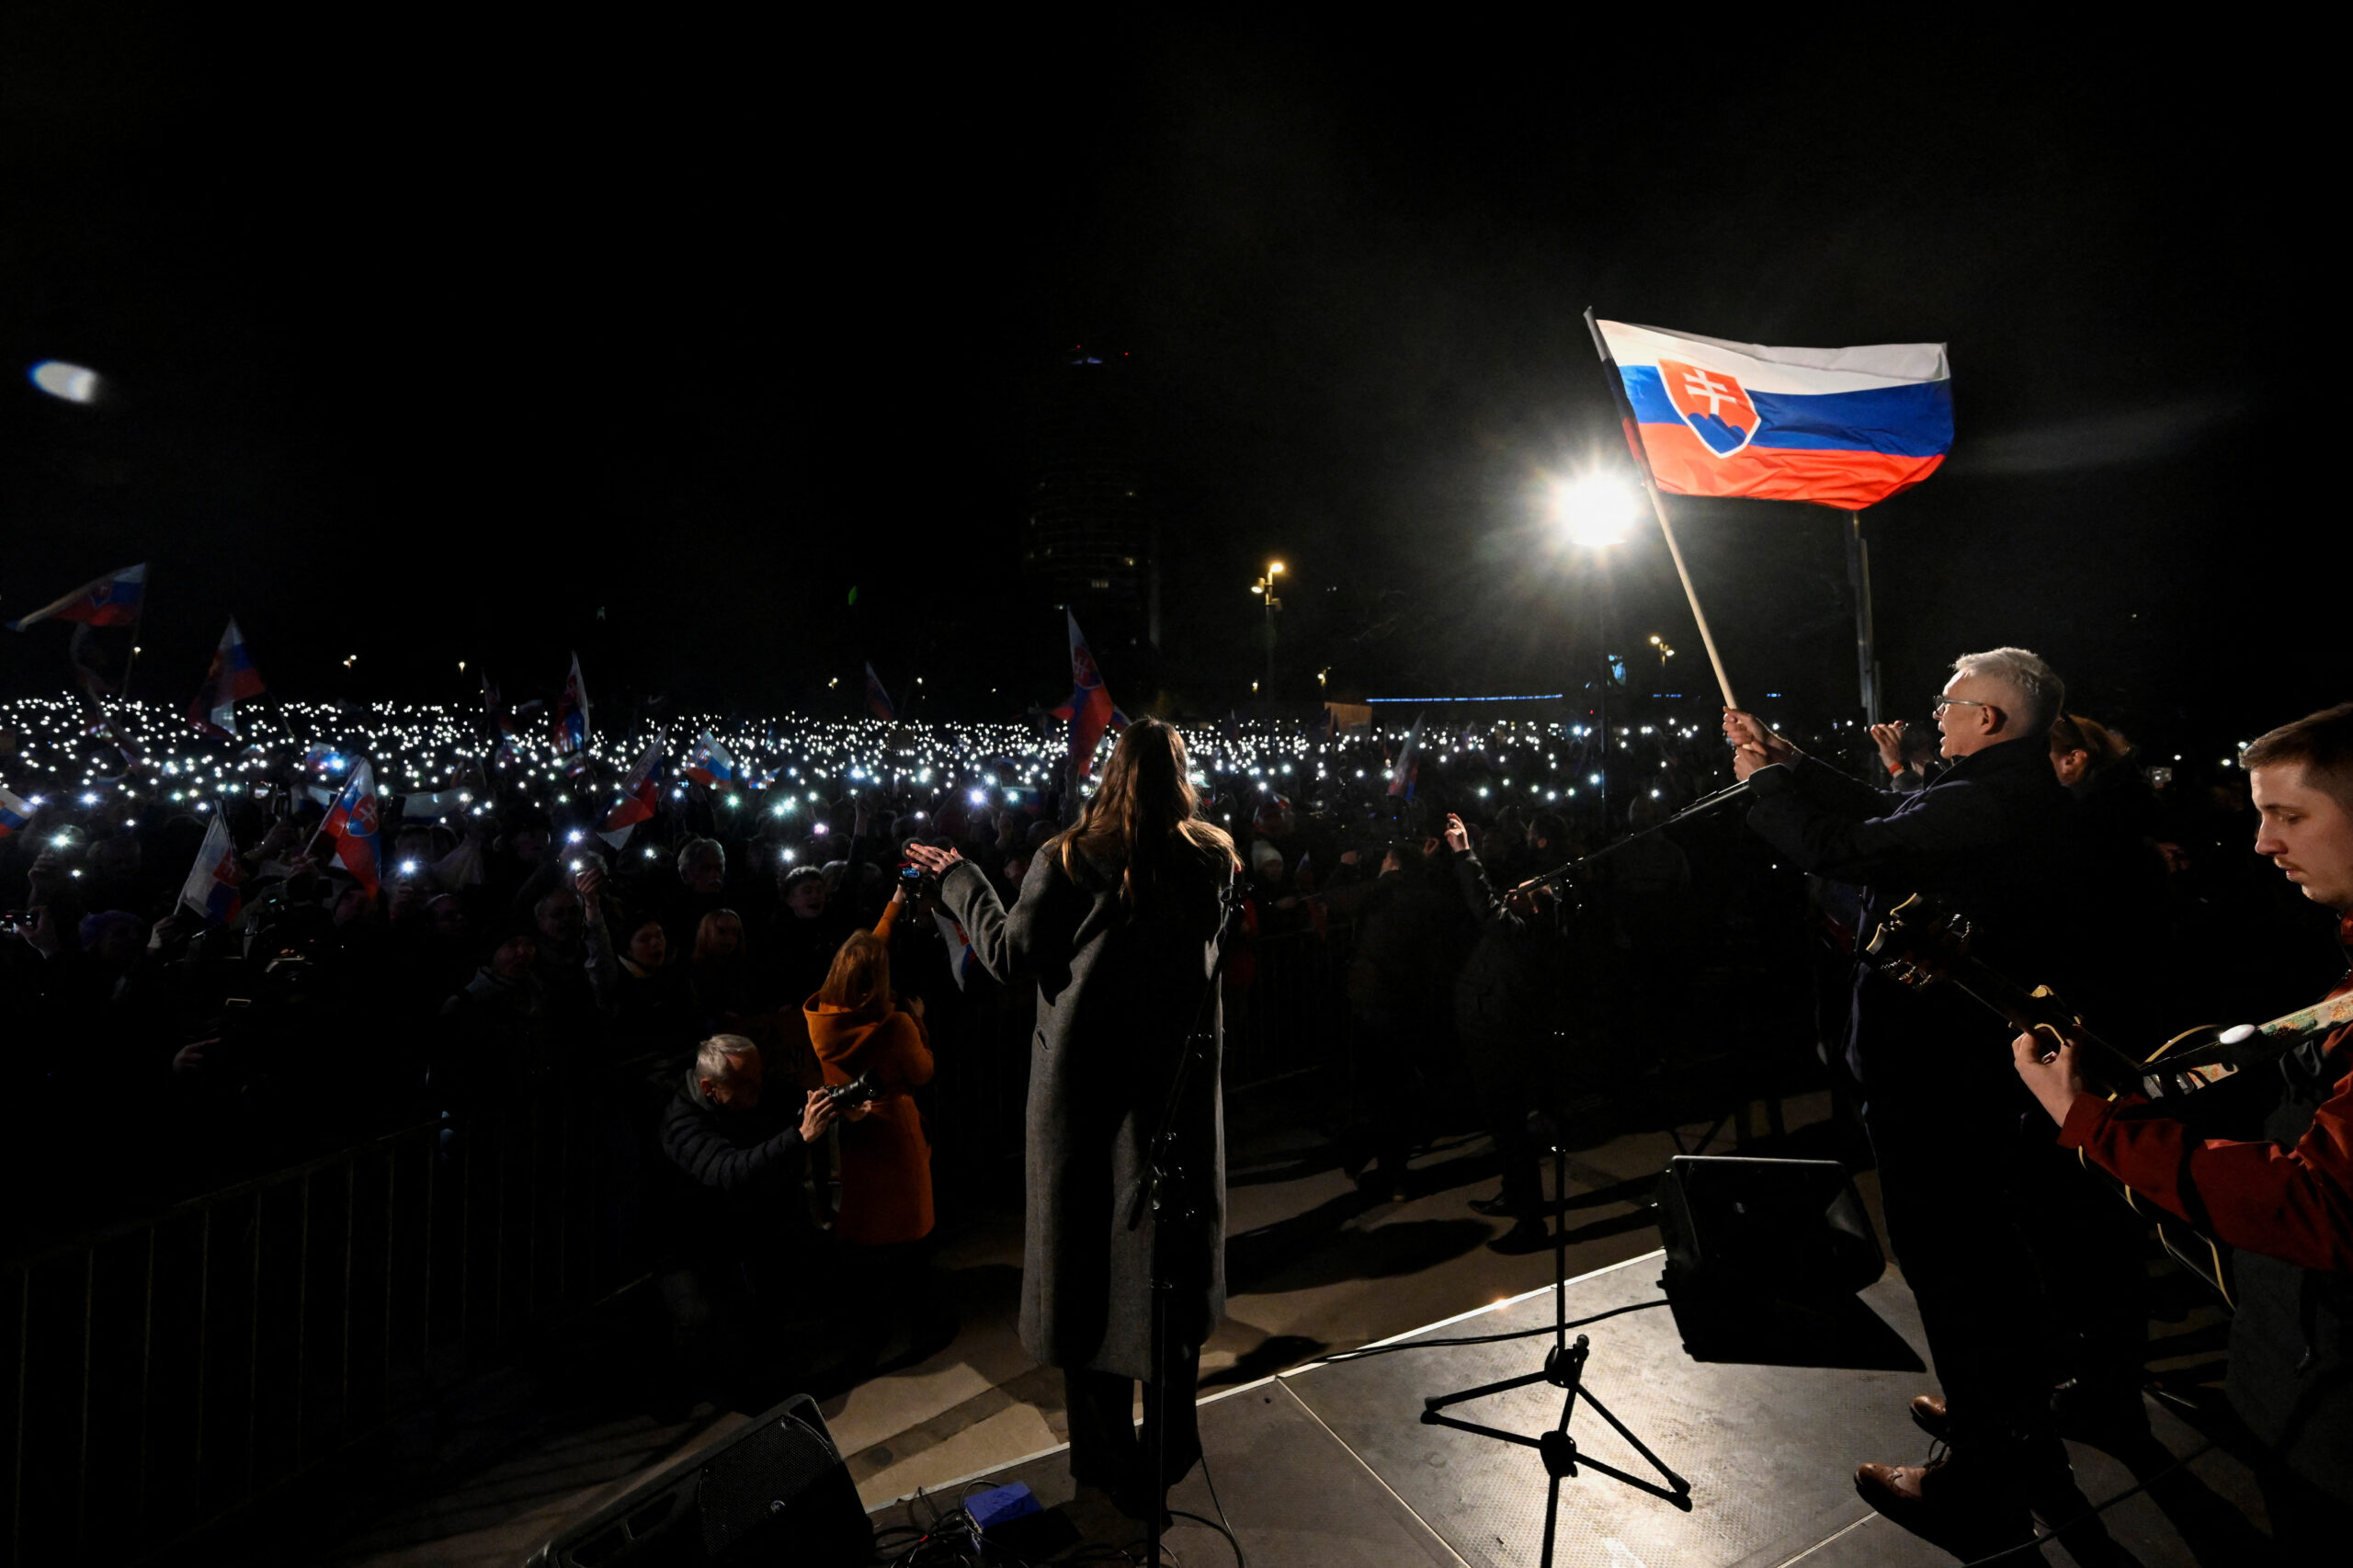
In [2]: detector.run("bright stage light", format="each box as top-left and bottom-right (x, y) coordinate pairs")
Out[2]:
(29, 361), (101, 403)
(1551, 476), (1641, 549)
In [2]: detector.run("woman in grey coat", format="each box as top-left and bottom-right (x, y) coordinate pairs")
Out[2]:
(905, 719), (1238, 1517)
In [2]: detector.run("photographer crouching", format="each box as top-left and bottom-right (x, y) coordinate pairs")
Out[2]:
(904, 719), (1239, 1527)
(656, 1033), (844, 1411)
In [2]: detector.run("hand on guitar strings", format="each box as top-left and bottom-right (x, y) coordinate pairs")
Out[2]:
(2013, 1029), (2088, 1127)
(1721, 708), (1795, 782)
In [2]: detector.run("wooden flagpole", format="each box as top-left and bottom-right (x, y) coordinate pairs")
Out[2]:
(1584, 309), (1739, 711)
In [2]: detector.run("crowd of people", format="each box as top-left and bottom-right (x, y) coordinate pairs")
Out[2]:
(4, 670), (2347, 1542)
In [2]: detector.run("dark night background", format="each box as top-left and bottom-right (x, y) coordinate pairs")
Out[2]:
(0, 15), (2325, 746)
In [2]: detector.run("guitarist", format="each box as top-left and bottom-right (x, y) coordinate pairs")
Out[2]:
(2016, 701), (2353, 1544)
(1726, 647), (2110, 1540)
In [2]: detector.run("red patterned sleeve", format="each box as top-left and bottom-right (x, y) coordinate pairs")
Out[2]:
(2058, 1032), (2353, 1273)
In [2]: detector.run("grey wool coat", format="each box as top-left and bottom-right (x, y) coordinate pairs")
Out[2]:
(940, 838), (1232, 1381)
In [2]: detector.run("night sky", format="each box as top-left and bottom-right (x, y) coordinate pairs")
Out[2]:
(1, 17), (2321, 748)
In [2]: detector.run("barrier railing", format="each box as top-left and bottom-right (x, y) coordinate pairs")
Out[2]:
(0, 927), (1357, 1565)
(0, 1071), (656, 1567)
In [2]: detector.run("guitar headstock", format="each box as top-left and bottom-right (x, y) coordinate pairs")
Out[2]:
(1863, 893), (1972, 988)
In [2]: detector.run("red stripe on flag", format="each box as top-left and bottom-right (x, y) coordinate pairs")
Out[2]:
(1634, 422), (1946, 511)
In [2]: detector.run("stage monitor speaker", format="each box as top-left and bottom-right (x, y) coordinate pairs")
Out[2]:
(525, 1392), (871, 1567)
(1654, 1155), (1883, 1300)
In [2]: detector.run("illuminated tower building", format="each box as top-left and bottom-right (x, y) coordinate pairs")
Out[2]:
(1025, 347), (1159, 647)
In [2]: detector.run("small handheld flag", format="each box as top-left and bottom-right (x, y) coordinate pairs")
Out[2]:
(864, 664), (897, 722)
(684, 731), (737, 787)
(319, 758), (383, 896)
(1046, 612), (1130, 778)
(553, 654), (591, 756)
(6, 562), (146, 631)
(178, 812), (246, 926)
(0, 787), (34, 840)
(599, 738), (666, 847)
(189, 618), (267, 738)
(1387, 710), (1426, 801)
(933, 909), (981, 991)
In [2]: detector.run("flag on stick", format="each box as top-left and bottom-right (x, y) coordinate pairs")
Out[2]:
(189, 618), (267, 738)
(599, 738), (666, 847)
(1590, 317), (1951, 512)
(1047, 612), (1129, 778)
(684, 731), (737, 787)
(864, 664), (897, 722)
(552, 654), (591, 756)
(6, 562), (145, 631)
(1387, 710), (1426, 800)
(178, 812), (246, 926)
(318, 759), (383, 895)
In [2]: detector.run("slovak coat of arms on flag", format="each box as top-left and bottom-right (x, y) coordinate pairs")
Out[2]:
(1659, 358), (1758, 457)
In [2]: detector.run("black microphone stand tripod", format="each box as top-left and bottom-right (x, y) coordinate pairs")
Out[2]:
(1416, 783), (1755, 1565)
(1124, 876), (1246, 1568)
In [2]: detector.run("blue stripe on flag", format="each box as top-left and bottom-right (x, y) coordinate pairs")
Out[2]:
(1619, 366), (1952, 459)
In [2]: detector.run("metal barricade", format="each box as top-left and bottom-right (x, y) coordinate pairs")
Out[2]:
(0, 1067), (657, 1567)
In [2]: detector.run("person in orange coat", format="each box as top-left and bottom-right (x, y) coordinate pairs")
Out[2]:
(804, 894), (947, 1366)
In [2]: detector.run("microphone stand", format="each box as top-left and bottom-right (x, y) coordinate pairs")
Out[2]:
(1125, 874), (1246, 1568)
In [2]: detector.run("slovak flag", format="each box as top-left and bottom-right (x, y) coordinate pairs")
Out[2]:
(189, 618), (267, 738)
(1593, 318), (1951, 511)
(0, 787), (34, 840)
(320, 758), (383, 895)
(933, 909), (981, 991)
(1387, 710), (1426, 800)
(177, 812), (246, 926)
(7, 562), (147, 631)
(865, 663), (897, 722)
(684, 731), (736, 787)
(598, 738), (666, 847)
(1047, 612), (1129, 778)
(553, 654), (591, 756)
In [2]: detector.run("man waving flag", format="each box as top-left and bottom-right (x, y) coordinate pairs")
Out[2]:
(189, 618), (267, 737)
(1047, 612), (1128, 778)
(1592, 318), (1951, 511)
(318, 758), (383, 895)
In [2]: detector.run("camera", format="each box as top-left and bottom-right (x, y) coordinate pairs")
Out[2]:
(897, 861), (927, 892)
(823, 1071), (884, 1108)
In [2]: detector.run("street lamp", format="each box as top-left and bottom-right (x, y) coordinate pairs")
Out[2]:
(1648, 634), (1676, 685)
(1251, 560), (1286, 695)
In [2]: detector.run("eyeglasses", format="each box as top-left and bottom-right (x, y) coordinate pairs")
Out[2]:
(1931, 697), (1993, 715)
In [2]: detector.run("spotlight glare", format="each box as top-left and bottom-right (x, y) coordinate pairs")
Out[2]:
(1551, 475), (1641, 549)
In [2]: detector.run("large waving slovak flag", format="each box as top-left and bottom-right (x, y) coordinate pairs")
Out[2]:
(0, 787), (34, 840)
(321, 758), (383, 895)
(552, 654), (591, 756)
(1048, 612), (1129, 778)
(8, 562), (146, 631)
(1593, 320), (1951, 512)
(189, 617), (267, 738)
(684, 731), (737, 787)
(599, 738), (666, 847)
(178, 812), (246, 926)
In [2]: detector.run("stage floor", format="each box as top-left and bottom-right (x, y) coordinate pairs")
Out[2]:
(870, 1250), (2276, 1567)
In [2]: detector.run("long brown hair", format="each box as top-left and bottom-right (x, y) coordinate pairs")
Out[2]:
(1059, 719), (1238, 914)
(817, 929), (892, 1014)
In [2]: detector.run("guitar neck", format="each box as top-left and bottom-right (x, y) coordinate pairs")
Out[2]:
(1942, 956), (2142, 1085)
